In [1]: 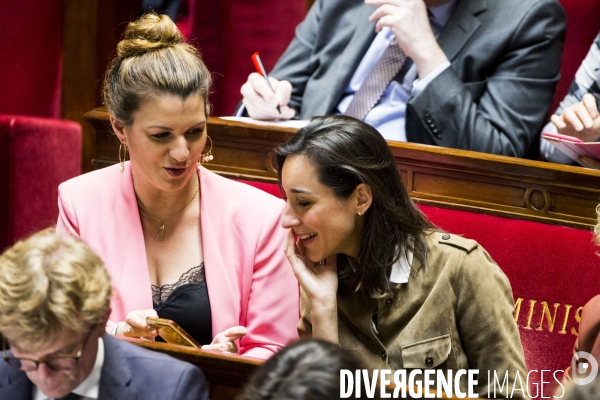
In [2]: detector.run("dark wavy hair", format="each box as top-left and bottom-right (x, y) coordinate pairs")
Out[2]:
(275, 115), (434, 297)
(240, 338), (365, 400)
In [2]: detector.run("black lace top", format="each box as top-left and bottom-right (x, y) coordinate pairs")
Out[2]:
(152, 263), (212, 345)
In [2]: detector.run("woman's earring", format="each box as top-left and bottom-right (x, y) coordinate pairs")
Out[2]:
(199, 136), (214, 164)
(357, 211), (362, 216)
(118, 143), (127, 174)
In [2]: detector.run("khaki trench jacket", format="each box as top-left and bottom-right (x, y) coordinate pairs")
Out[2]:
(299, 231), (527, 398)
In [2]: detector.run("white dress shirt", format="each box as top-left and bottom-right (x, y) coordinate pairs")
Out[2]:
(336, 0), (458, 142)
(372, 243), (414, 334)
(34, 338), (105, 400)
(389, 246), (413, 284)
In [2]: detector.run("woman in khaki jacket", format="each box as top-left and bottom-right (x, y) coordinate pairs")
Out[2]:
(276, 115), (527, 398)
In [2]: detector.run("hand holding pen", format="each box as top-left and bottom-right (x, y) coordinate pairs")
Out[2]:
(240, 52), (296, 121)
(251, 52), (281, 114)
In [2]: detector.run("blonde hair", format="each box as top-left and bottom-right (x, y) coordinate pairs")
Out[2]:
(103, 13), (212, 126)
(0, 229), (112, 348)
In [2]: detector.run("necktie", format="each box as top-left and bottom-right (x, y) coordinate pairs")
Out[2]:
(344, 40), (407, 121)
(56, 393), (83, 400)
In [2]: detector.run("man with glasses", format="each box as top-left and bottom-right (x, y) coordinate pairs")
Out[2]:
(0, 229), (209, 400)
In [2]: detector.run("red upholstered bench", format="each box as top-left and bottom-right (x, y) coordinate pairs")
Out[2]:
(0, 115), (82, 251)
(419, 205), (599, 390)
(236, 179), (599, 391)
(234, 179), (282, 198)
(0, 0), (62, 118)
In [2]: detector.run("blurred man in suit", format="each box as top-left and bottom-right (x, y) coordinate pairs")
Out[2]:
(0, 229), (208, 400)
(240, 0), (566, 158)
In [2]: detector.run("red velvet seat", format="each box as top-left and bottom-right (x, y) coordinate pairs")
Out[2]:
(0, 0), (62, 118)
(233, 179), (282, 198)
(0, 115), (82, 251)
(236, 179), (597, 391)
(420, 205), (599, 392)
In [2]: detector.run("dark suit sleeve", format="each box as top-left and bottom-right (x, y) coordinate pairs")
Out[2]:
(269, 0), (324, 114)
(173, 365), (209, 400)
(407, 0), (566, 157)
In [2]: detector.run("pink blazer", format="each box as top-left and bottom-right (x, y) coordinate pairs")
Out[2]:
(57, 162), (299, 359)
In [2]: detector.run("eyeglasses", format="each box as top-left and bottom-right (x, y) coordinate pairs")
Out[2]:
(2, 327), (95, 372)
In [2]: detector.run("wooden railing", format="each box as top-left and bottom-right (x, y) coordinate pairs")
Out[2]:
(121, 337), (261, 399)
(84, 107), (600, 229)
(121, 337), (459, 399)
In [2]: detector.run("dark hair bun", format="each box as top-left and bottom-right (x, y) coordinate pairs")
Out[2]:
(117, 13), (183, 58)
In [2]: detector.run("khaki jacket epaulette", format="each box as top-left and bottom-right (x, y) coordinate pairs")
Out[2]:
(432, 231), (478, 253)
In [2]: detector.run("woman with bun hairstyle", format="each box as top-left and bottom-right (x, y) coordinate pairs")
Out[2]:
(276, 115), (527, 397)
(56, 13), (299, 358)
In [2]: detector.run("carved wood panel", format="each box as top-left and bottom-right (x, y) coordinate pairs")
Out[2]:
(85, 108), (600, 229)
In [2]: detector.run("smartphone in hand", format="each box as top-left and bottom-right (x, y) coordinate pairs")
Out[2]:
(146, 317), (201, 348)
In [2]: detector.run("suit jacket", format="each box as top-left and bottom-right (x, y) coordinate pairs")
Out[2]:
(299, 232), (528, 398)
(269, 0), (566, 157)
(0, 334), (209, 400)
(57, 163), (299, 359)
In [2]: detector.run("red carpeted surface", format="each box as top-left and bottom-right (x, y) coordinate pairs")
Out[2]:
(0, 115), (82, 251)
(237, 179), (598, 391)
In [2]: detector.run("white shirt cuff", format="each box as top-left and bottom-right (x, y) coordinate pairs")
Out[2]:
(411, 61), (451, 97)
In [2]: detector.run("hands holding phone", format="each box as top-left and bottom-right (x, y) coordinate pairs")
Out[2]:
(201, 326), (247, 353)
(112, 309), (247, 353)
(109, 309), (159, 339)
(551, 94), (600, 143)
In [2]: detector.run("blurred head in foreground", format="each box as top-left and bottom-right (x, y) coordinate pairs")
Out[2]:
(0, 229), (111, 398)
(241, 338), (365, 400)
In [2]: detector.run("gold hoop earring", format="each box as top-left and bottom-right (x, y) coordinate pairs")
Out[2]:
(199, 136), (214, 164)
(118, 143), (127, 174)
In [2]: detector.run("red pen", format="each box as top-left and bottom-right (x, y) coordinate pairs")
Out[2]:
(251, 52), (281, 114)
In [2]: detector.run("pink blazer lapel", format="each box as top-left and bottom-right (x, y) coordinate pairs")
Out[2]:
(198, 167), (240, 337)
(110, 162), (153, 322)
